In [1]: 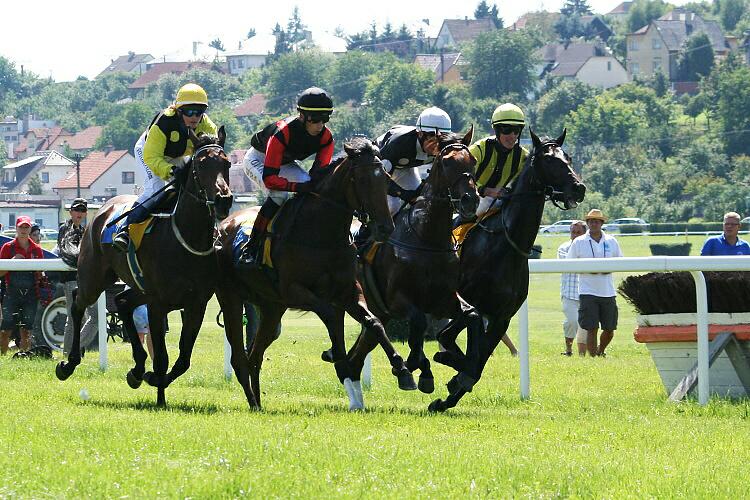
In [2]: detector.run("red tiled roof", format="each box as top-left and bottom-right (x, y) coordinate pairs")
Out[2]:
(233, 94), (268, 117)
(442, 18), (496, 43)
(51, 126), (103, 151)
(128, 62), (217, 90)
(54, 150), (128, 189)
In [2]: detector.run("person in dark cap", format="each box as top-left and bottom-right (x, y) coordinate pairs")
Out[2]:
(57, 198), (98, 355)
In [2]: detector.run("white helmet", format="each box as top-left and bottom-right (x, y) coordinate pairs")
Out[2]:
(416, 107), (451, 133)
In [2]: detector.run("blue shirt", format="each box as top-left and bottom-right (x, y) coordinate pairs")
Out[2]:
(700, 234), (750, 256)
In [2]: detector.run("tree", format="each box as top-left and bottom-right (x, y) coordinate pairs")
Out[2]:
(0, 141), (7, 169)
(465, 30), (540, 100)
(716, 63), (750, 156)
(271, 23), (291, 59)
(27, 174), (42, 195)
(96, 101), (153, 153)
(265, 50), (335, 113)
(247, 28), (256, 39)
(535, 80), (600, 134)
(209, 38), (225, 51)
(363, 61), (434, 120)
(328, 106), (377, 144)
(678, 32), (715, 81)
(719, 0), (746, 31)
(627, 0), (669, 32)
(397, 24), (412, 41)
(286, 6), (306, 44)
(475, 1), (503, 28)
(325, 50), (383, 104)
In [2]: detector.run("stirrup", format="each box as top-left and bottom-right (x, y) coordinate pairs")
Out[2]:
(112, 232), (130, 253)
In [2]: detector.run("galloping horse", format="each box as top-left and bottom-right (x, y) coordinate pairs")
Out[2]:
(56, 128), (234, 407)
(358, 128), (481, 393)
(430, 129), (586, 412)
(215, 137), (413, 410)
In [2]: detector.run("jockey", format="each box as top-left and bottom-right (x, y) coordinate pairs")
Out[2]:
(113, 83), (217, 252)
(237, 87), (335, 269)
(465, 102), (529, 222)
(376, 106), (451, 216)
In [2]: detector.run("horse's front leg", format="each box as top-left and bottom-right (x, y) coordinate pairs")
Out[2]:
(404, 309), (433, 394)
(216, 286), (258, 409)
(142, 304), (169, 407)
(165, 300), (208, 386)
(344, 286), (416, 392)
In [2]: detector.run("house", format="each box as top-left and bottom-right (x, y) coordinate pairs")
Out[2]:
(413, 53), (464, 84)
(508, 11), (560, 32)
(233, 94), (268, 118)
(434, 18), (497, 50)
(50, 126), (103, 157)
(293, 31), (348, 54)
(0, 200), (62, 230)
(539, 41), (629, 88)
(97, 52), (154, 78)
(225, 34), (277, 76)
(1, 151), (75, 195)
(626, 10), (734, 81)
(1, 116), (19, 159)
(128, 61), (219, 96)
(54, 149), (142, 200)
(13, 127), (69, 161)
(606, 1), (634, 22)
(579, 15), (614, 41)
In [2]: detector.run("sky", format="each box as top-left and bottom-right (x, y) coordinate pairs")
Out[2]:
(1, 0), (683, 82)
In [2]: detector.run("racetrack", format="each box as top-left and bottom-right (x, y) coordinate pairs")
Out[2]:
(0, 234), (748, 497)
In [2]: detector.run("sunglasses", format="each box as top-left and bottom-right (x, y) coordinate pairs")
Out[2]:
(72, 208), (88, 213)
(181, 108), (205, 118)
(306, 114), (330, 124)
(495, 125), (524, 136)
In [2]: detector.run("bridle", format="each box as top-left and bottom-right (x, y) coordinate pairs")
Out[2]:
(171, 143), (228, 256)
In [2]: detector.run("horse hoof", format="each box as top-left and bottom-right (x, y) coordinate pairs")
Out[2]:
(321, 349), (335, 363)
(394, 369), (417, 391)
(428, 399), (447, 413)
(55, 361), (73, 381)
(126, 370), (142, 389)
(418, 376), (435, 394)
(143, 372), (156, 387)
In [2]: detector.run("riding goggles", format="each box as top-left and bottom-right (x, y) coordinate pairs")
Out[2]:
(304, 112), (330, 124)
(494, 124), (524, 136)
(180, 107), (206, 118)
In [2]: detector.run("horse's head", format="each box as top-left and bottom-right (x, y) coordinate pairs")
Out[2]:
(428, 126), (479, 218)
(342, 137), (394, 242)
(186, 126), (234, 220)
(529, 129), (585, 210)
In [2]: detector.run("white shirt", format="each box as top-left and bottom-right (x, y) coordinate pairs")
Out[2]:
(557, 239), (580, 300)
(566, 231), (623, 297)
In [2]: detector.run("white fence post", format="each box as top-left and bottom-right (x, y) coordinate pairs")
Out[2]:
(97, 293), (107, 371)
(691, 271), (710, 405)
(519, 299), (530, 400)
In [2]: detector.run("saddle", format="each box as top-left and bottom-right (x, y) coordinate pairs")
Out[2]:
(451, 208), (500, 255)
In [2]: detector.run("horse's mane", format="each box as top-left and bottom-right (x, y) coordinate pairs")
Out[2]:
(437, 132), (464, 150)
(193, 132), (220, 149)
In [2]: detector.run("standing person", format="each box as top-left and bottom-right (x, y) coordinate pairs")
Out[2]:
(558, 220), (587, 356)
(113, 83), (217, 251)
(566, 209), (623, 357)
(700, 212), (750, 255)
(58, 198), (98, 356)
(238, 87), (335, 268)
(0, 216), (45, 354)
(29, 224), (41, 244)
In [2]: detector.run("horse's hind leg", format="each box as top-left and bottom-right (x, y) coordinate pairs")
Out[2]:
(405, 310), (433, 394)
(247, 303), (285, 409)
(165, 300), (208, 386)
(115, 289), (148, 389)
(55, 288), (88, 380)
(313, 304), (347, 364)
(216, 288), (257, 409)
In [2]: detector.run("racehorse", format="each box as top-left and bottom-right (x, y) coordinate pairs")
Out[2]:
(358, 128), (482, 393)
(215, 137), (414, 410)
(430, 129), (586, 412)
(56, 128), (234, 407)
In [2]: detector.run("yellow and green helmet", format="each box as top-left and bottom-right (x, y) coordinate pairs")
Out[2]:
(174, 83), (208, 108)
(491, 103), (525, 127)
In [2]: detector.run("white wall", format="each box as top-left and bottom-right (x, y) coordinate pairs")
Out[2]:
(57, 154), (143, 200)
(0, 207), (59, 230)
(576, 57), (630, 88)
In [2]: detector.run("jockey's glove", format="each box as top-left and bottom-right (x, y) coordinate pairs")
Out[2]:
(171, 165), (189, 186)
(295, 182), (314, 193)
(400, 188), (419, 203)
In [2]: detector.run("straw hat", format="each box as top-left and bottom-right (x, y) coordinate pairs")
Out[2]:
(584, 209), (606, 222)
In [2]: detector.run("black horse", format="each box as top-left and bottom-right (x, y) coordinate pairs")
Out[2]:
(358, 128), (482, 393)
(215, 137), (414, 410)
(56, 128), (234, 407)
(430, 129), (586, 412)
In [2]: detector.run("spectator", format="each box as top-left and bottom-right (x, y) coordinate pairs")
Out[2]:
(29, 224), (41, 245)
(558, 220), (587, 356)
(566, 209), (624, 357)
(57, 198), (98, 356)
(0, 216), (45, 354)
(700, 212), (750, 256)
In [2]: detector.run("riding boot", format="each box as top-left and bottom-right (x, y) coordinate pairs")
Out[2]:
(113, 192), (168, 253)
(0, 331), (9, 355)
(237, 199), (279, 270)
(19, 329), (31, 352)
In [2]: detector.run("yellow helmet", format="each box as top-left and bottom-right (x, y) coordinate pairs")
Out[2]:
(491, 103), (525, 126)
(174, 83), (208, 108)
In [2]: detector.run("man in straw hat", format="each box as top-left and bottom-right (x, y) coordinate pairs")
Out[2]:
(565, 209), (623, 357)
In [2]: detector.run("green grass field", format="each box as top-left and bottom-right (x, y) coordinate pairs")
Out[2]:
(1, 233), (749, 498)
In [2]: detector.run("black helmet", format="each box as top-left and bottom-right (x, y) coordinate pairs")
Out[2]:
(297, 87), (333, 121)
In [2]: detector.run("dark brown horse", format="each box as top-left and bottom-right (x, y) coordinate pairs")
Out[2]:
(56, 128), (234, 407)
(430, 130), (586, 411)
(215, 137), (414, 410)
(358, 128), (482, 393)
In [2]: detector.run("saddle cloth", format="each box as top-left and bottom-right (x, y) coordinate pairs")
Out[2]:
(451, 207), (500, 254)
(102, 203), (156, 251)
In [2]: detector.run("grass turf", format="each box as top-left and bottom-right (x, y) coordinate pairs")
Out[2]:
(0, 233), (748, 497)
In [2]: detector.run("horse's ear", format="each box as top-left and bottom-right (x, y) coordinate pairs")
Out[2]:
(217, 126), (226, 148)
(530, 129), (541, 149)
(462, 124), (474, 146)
(188, 127), (199, 146)
(555, 128), (566, 147)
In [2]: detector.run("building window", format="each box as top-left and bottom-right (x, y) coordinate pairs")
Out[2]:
(122, 171), (135, 184)
(652, 38), (662, 50)
(105, 187), (118, 198)
(630, 62), (640, 75)
(238, 59), (244, 69)
(607, 61), (612, 71)
(628, 39), (639, 51)
(653, 58), (662, 72)
(41, 172), (49, 183)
